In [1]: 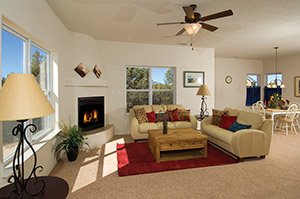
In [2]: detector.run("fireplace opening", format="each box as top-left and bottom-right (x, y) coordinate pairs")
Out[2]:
(78, 96), (104, 131)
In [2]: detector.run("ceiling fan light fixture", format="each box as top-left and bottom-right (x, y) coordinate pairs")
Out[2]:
(184, 23), (202, 35)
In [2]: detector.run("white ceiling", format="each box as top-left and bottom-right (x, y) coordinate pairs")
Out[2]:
(46, 0), (300, 59)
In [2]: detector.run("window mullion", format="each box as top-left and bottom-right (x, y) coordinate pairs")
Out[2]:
(149, 66), (152, 105)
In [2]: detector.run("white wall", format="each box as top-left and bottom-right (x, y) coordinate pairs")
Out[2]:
(60, 31), (107, 125)
(263, 53), (300, 104)
(97, 41), (215, 134)
(0, 0), (102, 187)
(215, 58), (263, 110)
(0, 0), (67, 186)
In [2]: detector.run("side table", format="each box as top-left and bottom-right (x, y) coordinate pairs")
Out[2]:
(194, 114), (209, 131)
(0, 176), (69, 199)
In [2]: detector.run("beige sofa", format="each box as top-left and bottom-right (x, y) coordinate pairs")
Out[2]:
(129, 104), (197, 141)
(201, 108), (272, 159)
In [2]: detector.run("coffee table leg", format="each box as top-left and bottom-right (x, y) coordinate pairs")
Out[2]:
(156, 144), (161, 163)
(203, 140), (207, 158)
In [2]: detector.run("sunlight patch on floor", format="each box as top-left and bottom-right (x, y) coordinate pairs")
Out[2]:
(72, 157), (99, 193)
(102, 152), (117, 178)
(104, 138), (125, 155)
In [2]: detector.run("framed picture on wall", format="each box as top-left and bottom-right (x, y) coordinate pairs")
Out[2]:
(295, 76), (300, 97)
(183, 71), (205, 87)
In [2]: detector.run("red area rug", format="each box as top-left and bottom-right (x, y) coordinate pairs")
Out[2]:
(117, 142), (239, 176)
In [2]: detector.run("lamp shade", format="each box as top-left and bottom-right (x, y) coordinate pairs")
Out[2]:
(196, 85), (211, 96)
(0, 74), (54, 121)
(184, 23), (202, 35)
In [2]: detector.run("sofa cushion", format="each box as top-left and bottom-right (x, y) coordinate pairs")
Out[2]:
(237, 111), (264, 129)
(168, 109), (179, 121)
(133, 105), (153, 113)
(156, 112), (169, 122)
(202, 124), (234, 145)
(228, 121), (251, 132)
(174, 121), (192, 129)
(152, 105), (166, 113)
(212, 109), (228, 126)
(220, 115), (237, 129)
(146, 111), (156, 123)
(139, 123), (159, 133)
(166, 105), (185, 110)
(134, 108), (148, 124)
(224, 108), (240, 116)
(177, 109), (190, 122)
(156, 122), (176, 129)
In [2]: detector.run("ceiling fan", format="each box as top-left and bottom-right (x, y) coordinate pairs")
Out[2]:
(157, 4), (233, 36)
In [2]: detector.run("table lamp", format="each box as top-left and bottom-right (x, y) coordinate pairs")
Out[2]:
(0, 74), (54, 197)
(196, 85), (211, 120)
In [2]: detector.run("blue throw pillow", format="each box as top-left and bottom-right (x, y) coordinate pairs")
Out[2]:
(228, 121), (251, 132)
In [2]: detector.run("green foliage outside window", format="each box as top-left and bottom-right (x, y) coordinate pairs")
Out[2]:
(126, 67), (175, 112)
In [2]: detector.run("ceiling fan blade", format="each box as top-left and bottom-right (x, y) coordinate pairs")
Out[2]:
(175, 28), (186, 36)
(200, 23), (218, 32)
(157, 22), (185, 26)
(183, 6), (195, 19)
(200, 9), (233, 22)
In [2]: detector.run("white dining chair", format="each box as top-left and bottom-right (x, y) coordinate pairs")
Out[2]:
(275, 104), (298, 136)
(252, 102), (266, 118)
(291, 102), (300, 131)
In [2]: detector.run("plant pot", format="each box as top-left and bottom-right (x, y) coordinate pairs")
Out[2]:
(67, 147), (79, 162)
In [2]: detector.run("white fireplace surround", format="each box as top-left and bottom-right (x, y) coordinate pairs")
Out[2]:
(63, 78), (113, 148)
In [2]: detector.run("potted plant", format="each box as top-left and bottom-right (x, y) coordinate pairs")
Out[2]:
(55, 123), (89, 162)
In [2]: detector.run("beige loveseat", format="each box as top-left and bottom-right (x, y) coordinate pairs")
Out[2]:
(201, 108), (272, 159)
(129, 104), (197, 141)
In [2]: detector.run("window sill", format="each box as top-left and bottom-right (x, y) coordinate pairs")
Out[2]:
(2, 128), (61, 179)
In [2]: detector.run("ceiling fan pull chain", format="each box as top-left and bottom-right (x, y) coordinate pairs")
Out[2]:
(190, 36), (194, 51)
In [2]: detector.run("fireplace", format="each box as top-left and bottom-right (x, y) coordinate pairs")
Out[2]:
(78, 96), (104, 131)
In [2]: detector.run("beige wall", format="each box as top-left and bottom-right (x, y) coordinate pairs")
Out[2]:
(215, 58), (263, 110)
(263, 53), (300, 104)
(98, 41), (215, 134)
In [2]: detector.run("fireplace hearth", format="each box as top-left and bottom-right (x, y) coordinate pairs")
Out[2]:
(78, 96), (104, 131)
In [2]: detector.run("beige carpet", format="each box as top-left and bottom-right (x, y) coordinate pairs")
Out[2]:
(50, 132), (300, 199)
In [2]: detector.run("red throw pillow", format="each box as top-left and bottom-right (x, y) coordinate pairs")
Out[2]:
(220, 115), (237, 129)
(146, 111), (156, 123)
(168, 109), (179, 122)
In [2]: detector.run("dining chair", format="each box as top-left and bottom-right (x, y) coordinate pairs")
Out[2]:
(252, 102), (266, 118)
(275, 104), (298, 136)
(291, 102), (300, 131)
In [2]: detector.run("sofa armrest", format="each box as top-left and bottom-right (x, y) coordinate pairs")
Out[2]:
(259, 119), (272, 154)
(231, 129), (267, 157)
(201, 116), (212, 129)
(129, 109), (139, 140)
(190, 115), (197, 129)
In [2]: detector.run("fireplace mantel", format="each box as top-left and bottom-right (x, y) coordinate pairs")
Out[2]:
(65, 78), (108, 88)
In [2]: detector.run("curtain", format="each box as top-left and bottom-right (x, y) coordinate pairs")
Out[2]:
(264, 87), (282, 103)
(246, 86), (261, 106)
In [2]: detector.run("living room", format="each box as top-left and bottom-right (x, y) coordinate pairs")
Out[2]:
(0, 0), (300, 198)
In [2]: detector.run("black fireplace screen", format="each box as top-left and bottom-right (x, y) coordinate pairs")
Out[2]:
(78, 96), (104, 131)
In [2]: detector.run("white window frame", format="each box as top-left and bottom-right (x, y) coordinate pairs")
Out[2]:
(126, 65), (176, 112)
(1, 23), (54, 166)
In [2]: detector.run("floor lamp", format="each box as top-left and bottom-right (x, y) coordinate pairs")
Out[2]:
(196, 85), (211, 120)
(0, 74), (54, 197)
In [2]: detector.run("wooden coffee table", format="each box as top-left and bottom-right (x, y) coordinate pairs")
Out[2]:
(148, 128), (207, 163)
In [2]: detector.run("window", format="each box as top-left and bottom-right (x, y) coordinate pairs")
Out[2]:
(126, 66), (176, 112)
(1, 24), (53, 162)
(266, 73), (282, 85)
(247, 74), (260, 87)
(246, 74), (261, 106)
